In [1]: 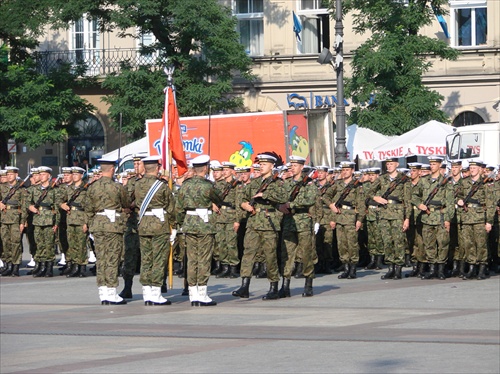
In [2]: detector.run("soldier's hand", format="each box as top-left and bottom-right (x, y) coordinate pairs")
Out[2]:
(83, 224), (88, 233)
(233, 222), (240, 232)
(457, 199), (464, 207)
(418, 204), (428, 211)
(485, 223), (492, 233)
(241, 202), (255, 214)
(330, 221), (336, 230)
(0, 202), (6, 211)
(28, 205), (39, 214)
(60, 203), (70, 212)
(212, 203), (220, 214)
(329, 203), (339, 214)
(444, 221), (450, 232)
(402, 219), (409, 232)
(374, 196), (388, 205)
(52, 225), (58, 233)
(19, 224), (25, 233)
(355, 221), (362, 231)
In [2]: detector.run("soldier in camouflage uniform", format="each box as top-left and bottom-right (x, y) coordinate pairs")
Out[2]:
(57, 167), (73, 269)
(405, 163), (425, 277)
(412, 156), (454, 280)
(176, 155), (222, 306)
(0, 167), (27, 277)
(448, 161), (464, 277)
(232, 153), (287, 300)
(327, 162), (365, 279)
(364, 168), (385, 271)
(26, 167), (61, 278)
(368, 157), (411, 280)
(59, 167), (89, 278)
(85, 158), (130, 305)
(456, 160), (496, 280)
(210, 161), (224, 275)
(118, 154), (145, 299)
(135, 156), (175, 306)
(25, 169), (40, 268)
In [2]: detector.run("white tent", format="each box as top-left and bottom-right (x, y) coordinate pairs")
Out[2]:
(372, 120), (454, 160)
(344, 124), (394, 161)
(101, 137), (149, 160)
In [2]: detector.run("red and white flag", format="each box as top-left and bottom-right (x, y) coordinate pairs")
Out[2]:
(160, 87), (188, 177)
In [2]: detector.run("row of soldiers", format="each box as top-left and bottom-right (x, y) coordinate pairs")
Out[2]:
(0, 153), (499, 305)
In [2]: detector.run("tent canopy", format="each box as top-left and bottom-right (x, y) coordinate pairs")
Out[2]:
(101, 137), (149, 161)
(372, 120), (453, 160)
(341, 124), (393, 161)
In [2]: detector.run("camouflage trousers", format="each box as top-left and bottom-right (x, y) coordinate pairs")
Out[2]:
(1, 223), (22, 265)
(335, 223), (359, 264)
(33, 226), (56, 262)
(139, 232), (170, 287)
(282, 229), (315, 279)
(215, 222), (239, 266)
(407, 223), (425, 262)
(122, 227), (140, 281)
(58, 219), (69, 255)
(172, 230), (186, 262)
(316, 224), (334, 265)
(422, 224), (450, 264)
(366, 220), (384, 256)
(379, 219), (406, 266)
(93, 231), (123, 288)
(241, 228), (280, 282)
(186, 233), (214, 287)
(449, 222), (464, 261)
(461, 223), (488, 265)
(66, 225), (88, 265)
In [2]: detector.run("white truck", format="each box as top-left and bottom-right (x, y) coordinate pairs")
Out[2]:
(446, 122), (500, 166)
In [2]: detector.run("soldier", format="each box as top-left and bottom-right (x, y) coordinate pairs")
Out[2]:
(456, 160), (495, 279)
(25, 168), (40, 270)
(176, 155), (222, 306)
(448, 160), (464, 277)
(235, 166), (251, 265)
(0, 167), (27, 277)
(57, 167), (73, 269)
(85, 158), (130, 305)
(314, 165), (335, 274)
(135, 156), (175, 306)
(210, 160), (224, 275)
(26, 167), (60, 278)
(413, 156), (454, 280)
(364, 168), (385, 270)
(328, 162), (365, 279)
(118, 154), (145, 299)
(59, 167), (89, 278)
(368, 157), (411, 280)
(232, 152), (287, 300)
(405, 163), (425, 277)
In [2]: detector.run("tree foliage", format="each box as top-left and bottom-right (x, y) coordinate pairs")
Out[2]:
(49, 0), (254, 139)
(332, 0), (459, 135)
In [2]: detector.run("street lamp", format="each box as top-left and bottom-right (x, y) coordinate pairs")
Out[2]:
(317, 0), (348, 163)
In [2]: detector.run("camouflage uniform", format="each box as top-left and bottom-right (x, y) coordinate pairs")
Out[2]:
(57, 183), (71, 259)
(122, 177), (141, 282)
(406, 178), (425, 276)
(449, 177), (464, 275)
(314, 181), (336, 273)
(62, 182), (88, 267)
(364, 181), (384, 266)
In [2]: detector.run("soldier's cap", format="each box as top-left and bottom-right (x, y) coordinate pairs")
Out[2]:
(221, 161), (236, 169)
(236, 166), (251, 173)
(125, 168), (136, 175)
(354, 171), (362, 176)
(30, 167), (39, 174)
(256, 153), (277, 164)
(385, 157), (399, 163)
(408, 163), (422, 170)
(340, 161), (356, 169)
(0, 170), (6, 176)
(142, 155), (162, 164)
(461, 160), (469, 168)
(366, 167), (381, 175)
(468, 159), (483, 167)
(5, 166), (19, 173)
(62, 167), (72, 174)
(289, 155), (306, 164)
(316, 165), (329, 172)
(57, 174), (64, 178)
(427, 156), (444, 164)
(398, 168), (410, 173)
(485, 165), (495, 171)
(97, 157), (118, 165)
(210, 160), (222, 171)
(328, 168), (334, 174)
(302, 165), (313, 173)
(191, 154), (210, 167)
(132, 153), (147, 161)
(252, 163), (261, 170)
(450, 160), (462, 166)
(71, 167), (86, 174)
(420, 164), (431, 171)
(38, 166), (53, 174)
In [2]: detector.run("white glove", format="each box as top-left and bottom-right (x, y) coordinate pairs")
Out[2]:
(314, 222), (320, 234)
(170, 229), (177, 244)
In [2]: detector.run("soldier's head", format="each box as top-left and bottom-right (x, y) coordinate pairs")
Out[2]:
(191, 155), (210, 177)
(256, 153), (277, 177)
(251, 164), (261, 179)
(142, 156), (161, 175)
(367, 168), (381, 182)
(420, 164), (431, 176)
(5, 167), (19, 184)
(236, 167), (251, 184)
(38, 167), (52, 184)
(385, 157), (399, 174)
(132, 154), (146, 175)
(450, 161), (462, 177)
(316, 166), (329, 182)
(340, 162), (355, 179)
(468, 160), (482, 179)
(71, 167), (85, 183)
(0, 170), (7, 184)
(97, 158), (117, 177)
(62, 167), (73, 184)
(221, 162), (236, 180)
(289, 155), (306, 178)
(210, 160), (223, 181)
(408, 163), (421, 181)
(427, 156), (443, 176)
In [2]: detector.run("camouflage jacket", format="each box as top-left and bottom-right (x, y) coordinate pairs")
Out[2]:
(282, 178), (317, 232)
(176, 175), (222, 234)
(135, 174), (175, 236)
(455, 176), (496, 225)
(242, 176), (287, 231)
(216, 178), (241, 224)
(126, 176), (140, 231)
(363, 181), (379, 222)
(408, 180), (423, 225)
(61, 182), (88, 226)
(368, 172), (411, 221)
(412, 174), (454, 225)
(0, 181), (27, 225)
(313, 181), (336, 225)
(325, 179), (366, 225)
(26, 184), (61, 227)
(85, 176), (129, 233)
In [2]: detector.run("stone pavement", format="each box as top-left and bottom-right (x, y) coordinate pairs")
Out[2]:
(1, 259), (499, 374)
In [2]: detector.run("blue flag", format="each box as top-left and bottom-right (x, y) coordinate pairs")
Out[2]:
(433, 7), (450, 39)
(293, 11), (302, 42)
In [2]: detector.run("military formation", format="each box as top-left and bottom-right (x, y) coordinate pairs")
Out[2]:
(1, 153), (499, 307)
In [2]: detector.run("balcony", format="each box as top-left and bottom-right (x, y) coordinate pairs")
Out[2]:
(34, 48), (167, 76)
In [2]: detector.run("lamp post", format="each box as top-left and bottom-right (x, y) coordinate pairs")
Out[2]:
(317, 0), (348, 163)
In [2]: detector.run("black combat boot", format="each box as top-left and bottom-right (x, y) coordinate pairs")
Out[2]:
(11, 264), (20, 277)
(437, 263), (446, 280)
(252, 262), (260, 276)
(174, 261), (184, 276)
(262, 281), (279, 300)
(302, 277), (313, 297)
(211, 260), (221, 275)
(375, 255), (384, 270)
(119, 279), (133, 298)
(393, 265), (403, 279)
(229, 266), (239, 279)
(450, 260), (460, 277)
(256, 262), (268, 278)
(476, 264), (487, 280)
(294, 262), (304, 279)
(338, 263), (350, 279)
(416, 262), (425, 277)
(34, 261), (47, 277)
(348, 263), (357, 279)
(458, 261), (466, 278)
(232, 277), (250, 298)
(78, 265), (87, 277)
(278, 278), (291, 298)
(0, 262), (13, 276)
(67, 264), (81, 278)
(463, 264), (476, 280)
(365, 255), (376, 270)
(404, 254), (413, 267)
(405, 263), (419, 278)
(421, 263), (436, 280)
(44, 262), (54, 277)
(27, 262), (41, 276)
(381, 264), (395, 280)
(63, 263), (75, 276)
(216, 264), (230, 278)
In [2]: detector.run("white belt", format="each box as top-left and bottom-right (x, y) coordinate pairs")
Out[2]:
(186, 210), (212, 215)
(144, 210), (166, 216)
(96, 212), (121, 216)
(186, 209), (212, 223)
(96, 210), (121, 223)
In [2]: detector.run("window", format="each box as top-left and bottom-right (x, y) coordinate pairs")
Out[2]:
(452, 111), (484, 127)
(137, 31), (158, 64)
(296, 0), (330, 54)
(450, 1), (487, 47)
(70, 15), (100, 75)
(234, 0), (264, 56)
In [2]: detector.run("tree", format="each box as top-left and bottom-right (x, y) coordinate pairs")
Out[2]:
(49, 0), (254, 140)
(335, 0), (459, 135)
